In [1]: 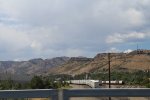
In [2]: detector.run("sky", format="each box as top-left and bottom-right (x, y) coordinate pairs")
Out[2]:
(0, 0), (150, 60)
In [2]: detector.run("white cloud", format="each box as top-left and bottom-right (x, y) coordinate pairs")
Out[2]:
(124, 49), (133, 53)
(30, 41), (42, 50)
(0, 24), (31, 51)
(123, 8), (144, 26)
(106, 47), (121, 53)
(106, 32), (146, 44)
(65, 48), (84, 57)
(138, 0), (150, 6)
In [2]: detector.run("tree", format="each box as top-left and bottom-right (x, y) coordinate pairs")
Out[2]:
(30, 76), (44, 89)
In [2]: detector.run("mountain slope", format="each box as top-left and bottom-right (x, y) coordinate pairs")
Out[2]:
(0, 57), (70, 78)
(48, 50), (150, 75)
(49, 57), (92, 75)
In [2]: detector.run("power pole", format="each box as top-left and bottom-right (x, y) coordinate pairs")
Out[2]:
(108, 53), (111, 88)
(108, 53), (111, 100)
(137, 44), (139, 54)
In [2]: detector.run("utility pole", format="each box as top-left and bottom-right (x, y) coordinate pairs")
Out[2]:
(137, 44), (139, 54)
(108, 53), (111, 88)
(108, 53), (111, 100)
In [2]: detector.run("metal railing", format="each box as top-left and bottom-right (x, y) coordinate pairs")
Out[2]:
(0, 88), (150, 100)
(0, 89), (58, 100)
(63, 88), (150, 100)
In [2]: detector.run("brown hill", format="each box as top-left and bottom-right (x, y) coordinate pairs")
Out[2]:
(48, 51), (150, 75)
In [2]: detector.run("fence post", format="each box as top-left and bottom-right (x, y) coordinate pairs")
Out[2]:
(51, 90), (58, 100)
(62, 89), (69, 100)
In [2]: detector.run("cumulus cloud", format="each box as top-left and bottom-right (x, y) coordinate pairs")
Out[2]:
(106, 32), (146, 44)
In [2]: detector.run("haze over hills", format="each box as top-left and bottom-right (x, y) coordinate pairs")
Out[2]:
(0, 49), (150, 81)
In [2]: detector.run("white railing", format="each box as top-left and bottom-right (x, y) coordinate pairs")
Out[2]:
(0, 88), (150, 100)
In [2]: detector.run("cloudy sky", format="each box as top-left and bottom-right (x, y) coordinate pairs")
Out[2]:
(0, 0), (150, 60)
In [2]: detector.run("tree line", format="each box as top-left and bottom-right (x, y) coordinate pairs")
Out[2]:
(0, 70), (149, 89)
(0, 74), (71, 90)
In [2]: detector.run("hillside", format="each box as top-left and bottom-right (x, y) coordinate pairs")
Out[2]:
(48, 50), (150, 75)
(0, 57), (69, 80)
(48, 57), (93, 75)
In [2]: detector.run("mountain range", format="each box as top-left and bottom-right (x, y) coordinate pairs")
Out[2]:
(0, 49), (150, 81)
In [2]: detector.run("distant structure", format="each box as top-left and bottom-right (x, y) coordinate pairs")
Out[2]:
(69, 80), (101, 88)
(136, 44), (150, 55)
(137, 49), (150, 55)
(129, 49), (150, 55)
